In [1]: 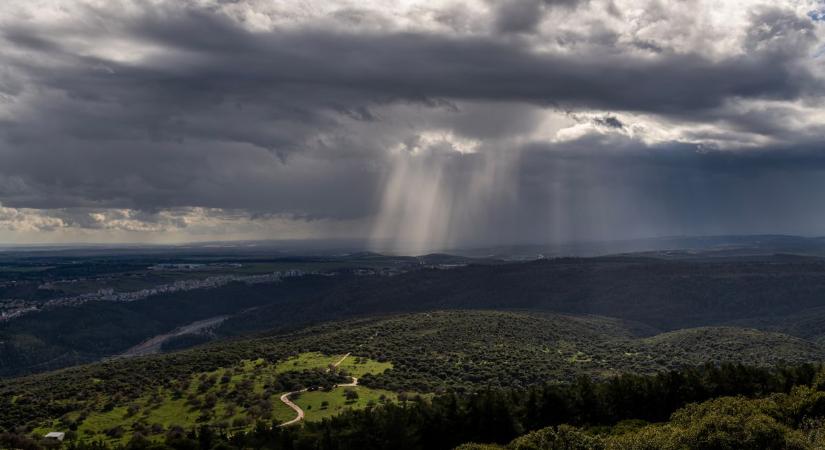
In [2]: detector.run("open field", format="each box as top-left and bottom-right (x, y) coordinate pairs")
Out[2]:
(336, 354), (393, 378)
(293, 386), (401, 422)
(273, 352), (345, 374)
(29, 352), (394, 445)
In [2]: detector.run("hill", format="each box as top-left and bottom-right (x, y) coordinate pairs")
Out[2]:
(217, 256), (825, 337)
(638, 327), (825, 368)
(3, 309), (825, 445)
(267, 311), (825, 391)
(9, 255), (825, 378)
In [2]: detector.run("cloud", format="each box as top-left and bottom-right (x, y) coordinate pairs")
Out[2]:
(492, 0), (585, 33)
(593, 115), (624, 129)
(0, 0), (822, 247)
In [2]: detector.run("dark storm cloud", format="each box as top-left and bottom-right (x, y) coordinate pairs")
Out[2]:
(494, 0), (545, 33)
(487, 135), (825, 243)
(2, 4), (817, 140)
(0, 1), (823, 243)
(369, 130), (825, 250)
(493, 0), (585, 33)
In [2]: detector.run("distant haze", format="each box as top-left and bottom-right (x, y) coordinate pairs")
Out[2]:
(0, 1), (824, 251)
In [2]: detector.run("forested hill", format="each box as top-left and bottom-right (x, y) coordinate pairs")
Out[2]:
(4, 310), (825, 449)
(218, 256), (825, 337)
(8, 255), (825, 377)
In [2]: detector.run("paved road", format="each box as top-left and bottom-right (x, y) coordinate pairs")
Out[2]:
(278, 353), (356, 427)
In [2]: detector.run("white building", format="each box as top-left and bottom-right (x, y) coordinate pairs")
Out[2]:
(44, 431), (65, 441)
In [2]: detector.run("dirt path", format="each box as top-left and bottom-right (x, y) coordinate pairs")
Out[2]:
(278, 353), (356, 427)
(278, 389), (308, 427)
(337, 377), (358, 387)
(331, 352), (351, 369)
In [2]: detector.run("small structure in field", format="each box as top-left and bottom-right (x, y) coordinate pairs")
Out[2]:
(44, 431), (65, 441)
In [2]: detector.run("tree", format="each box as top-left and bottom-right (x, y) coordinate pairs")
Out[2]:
(344, 389), (359, 403)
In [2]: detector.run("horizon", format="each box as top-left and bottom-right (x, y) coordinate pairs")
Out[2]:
(2, 233), (825, 258)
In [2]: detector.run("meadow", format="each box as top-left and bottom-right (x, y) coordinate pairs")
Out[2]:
(30, 352), (394, 445)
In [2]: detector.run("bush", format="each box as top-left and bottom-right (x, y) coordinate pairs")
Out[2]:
(508, 425), (604, 450)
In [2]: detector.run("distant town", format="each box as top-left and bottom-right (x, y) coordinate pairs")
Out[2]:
(0, 257), (467, 323)
(0, 269), (306, 322)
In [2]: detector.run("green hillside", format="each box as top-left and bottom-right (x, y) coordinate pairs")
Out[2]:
(19, 353), (396, 446)
(640, 327), (825, 367)
(291, 311), (825, 391)
(4, 309), (825, 446)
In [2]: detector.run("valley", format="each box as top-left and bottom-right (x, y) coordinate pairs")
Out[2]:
(118, 315), (231, 358)
(10, 252), (825, 378)
(6, 244), (825, 448)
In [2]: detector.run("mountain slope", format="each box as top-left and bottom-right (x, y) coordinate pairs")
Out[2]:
(4, 309), (824, 438)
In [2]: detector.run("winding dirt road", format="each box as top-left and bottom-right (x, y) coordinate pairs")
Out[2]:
(278, 353), (356, 427)
(278, 389), (308, 426)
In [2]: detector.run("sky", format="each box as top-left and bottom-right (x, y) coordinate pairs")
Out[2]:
(0, 0), (824, 252)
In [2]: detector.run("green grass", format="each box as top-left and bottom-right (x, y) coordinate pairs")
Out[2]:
(33, 352), (395, 444)
(336, 355), (393, 378)
(293, 385), (400, 422)
(32, 420), (62, 440)
(273, 352), (344, 374)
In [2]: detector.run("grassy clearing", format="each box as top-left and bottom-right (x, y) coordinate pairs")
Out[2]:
(336, 354), (393, 378)
(293, 386), (400, 422)
(32, 352), (394, 445)
(273, 352), (344, 374)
